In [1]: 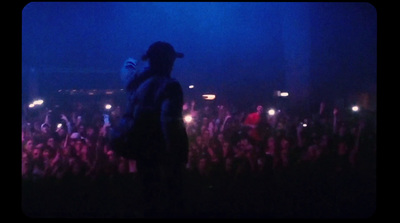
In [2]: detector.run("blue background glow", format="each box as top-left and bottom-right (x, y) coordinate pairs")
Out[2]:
(22, 2), (377, 109)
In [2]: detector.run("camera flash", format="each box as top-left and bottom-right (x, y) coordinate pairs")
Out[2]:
(268, 109), (275, 116)
(105, 104), (112, 110)
(184, 115), (193, 123)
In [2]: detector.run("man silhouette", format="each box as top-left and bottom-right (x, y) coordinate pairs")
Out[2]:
(118, 41), (188, 217)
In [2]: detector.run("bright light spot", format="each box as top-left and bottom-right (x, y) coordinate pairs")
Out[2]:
(29, 99), (44, 108)
(280, 92), (289, 97)
(184, 115), (193, 123)
(268, 109), (276, 116)
(202, 94), (216, 100)
(33, 99), (44, 105)
(352, 105), (359, 112)
(57, 123), (62, 129)
(189, 85), (194, 89)
(302, 123), (307, 127)
(105, 104), (112, 110)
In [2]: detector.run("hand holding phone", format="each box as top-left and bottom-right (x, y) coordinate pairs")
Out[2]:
(103, 114), (110, 126)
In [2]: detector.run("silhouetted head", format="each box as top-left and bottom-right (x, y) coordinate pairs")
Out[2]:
(142, 41), (184, 75)
(256, 105), (264, 114)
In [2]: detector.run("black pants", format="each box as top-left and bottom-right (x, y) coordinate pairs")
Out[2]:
(136, 157), (185, 218)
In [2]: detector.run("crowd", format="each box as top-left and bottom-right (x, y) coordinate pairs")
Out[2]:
(21, 97), (376, 218)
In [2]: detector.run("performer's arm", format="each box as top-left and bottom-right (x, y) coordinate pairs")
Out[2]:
(120, 58), (138, 90)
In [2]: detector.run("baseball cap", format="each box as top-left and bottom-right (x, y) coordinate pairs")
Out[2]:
(141, 41), (184, 61)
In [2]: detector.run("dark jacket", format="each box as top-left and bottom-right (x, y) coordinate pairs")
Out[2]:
(121, 65), (188, 164)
